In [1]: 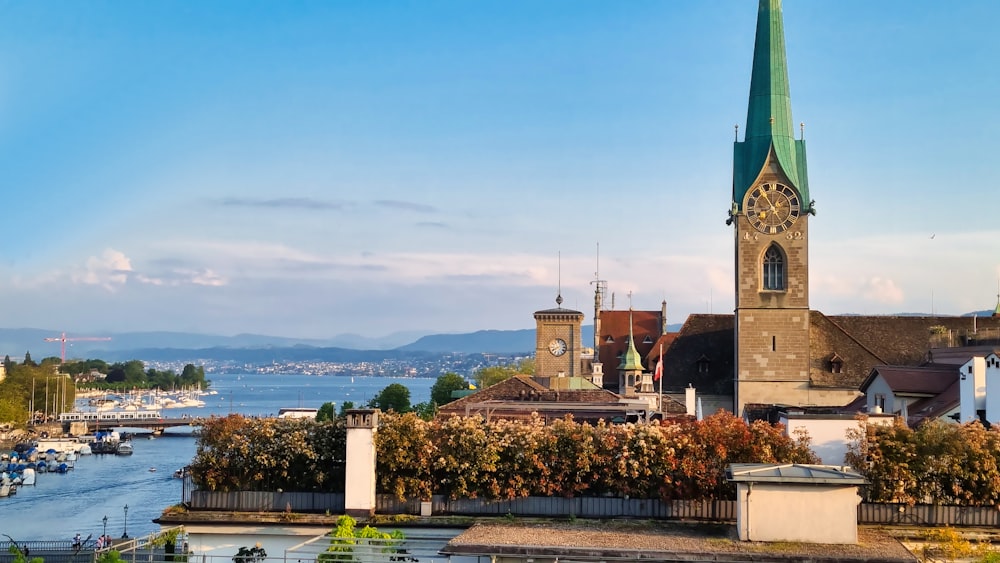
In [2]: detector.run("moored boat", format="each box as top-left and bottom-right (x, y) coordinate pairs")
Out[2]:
(116, 441), (134, 456)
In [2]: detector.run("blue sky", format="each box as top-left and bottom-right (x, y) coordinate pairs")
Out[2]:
(1, 0), (998, 341)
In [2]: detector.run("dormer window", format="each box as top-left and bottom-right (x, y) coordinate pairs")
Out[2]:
(643, 336), (654, 344)
(696, 355), (710, 374)
(605, 335), (614, 344)
(829, 354), (843, 374)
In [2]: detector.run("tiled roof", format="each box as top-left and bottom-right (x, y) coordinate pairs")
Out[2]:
(825, 315), (1000, 366)
(860, 364), (957, 396)
(808, 312), (884, 389)
(597, 309), (663, 380)
(437, 375), (628, 421)
(659, 314), (734, 394)
(906, 378), (960, 427)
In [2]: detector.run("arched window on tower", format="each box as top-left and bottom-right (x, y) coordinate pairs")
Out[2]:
(762, 245), (785, 291)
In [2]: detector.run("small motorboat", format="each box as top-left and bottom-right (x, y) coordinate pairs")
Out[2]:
(116, 441), (134, 456)
(149, 467), (156, 472)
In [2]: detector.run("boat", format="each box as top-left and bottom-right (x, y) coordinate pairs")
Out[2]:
(173, 467), (189, 479)
(116, 441), (134, 456)
(20, 468), (35, 486)
(149, 467), (156, 472)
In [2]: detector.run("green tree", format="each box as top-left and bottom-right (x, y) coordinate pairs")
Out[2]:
(430, 372), (468, 406)
(338, 401), (356, 417)
(22, 351), (35, 367)
(368, 383), (411, 413)
(317, 402), (337, 422)
(473, 365), (516, 389)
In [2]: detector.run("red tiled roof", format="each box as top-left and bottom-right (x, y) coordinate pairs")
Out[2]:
(597, 309), (663, 382)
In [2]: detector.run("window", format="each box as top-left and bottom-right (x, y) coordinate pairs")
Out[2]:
(605, 335), (614, 343)
(830, 354), (843, 374)
(874, 394), (886, 410)
(762, 245), (785, 291)
(643, 336), (653, 344)
(696, 355), (710, 374)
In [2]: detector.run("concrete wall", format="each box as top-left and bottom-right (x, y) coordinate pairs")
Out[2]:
(780, 416), (859, 466)
(780, 415), (895, 467)
(735, 482), (860, 544)
(960, 357), (986, 424)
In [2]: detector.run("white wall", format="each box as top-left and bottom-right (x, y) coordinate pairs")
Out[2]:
(735, 483), (860, 544)
(780, 416), (859, 466)
(960, 357), (986, 424)
(781, 415), (895, 467)
(865, 375), (895, 414)
(985, 354), (1000, 424)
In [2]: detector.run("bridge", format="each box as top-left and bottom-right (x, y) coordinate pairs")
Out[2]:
(80, 417), (203, 435)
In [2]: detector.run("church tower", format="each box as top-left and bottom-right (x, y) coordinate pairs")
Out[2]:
(731, 0), (815, 414)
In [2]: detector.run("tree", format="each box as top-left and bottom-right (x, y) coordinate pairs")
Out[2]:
(368, 383), (411, 413)
(474, 365), (516, 389)
(317, 402), (337, 422)
(430, 372), (468, 406)
(22, 351), (35, 367)
(338, 401), (356, 417)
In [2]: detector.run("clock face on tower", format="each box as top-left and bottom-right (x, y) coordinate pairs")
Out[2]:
(548, 338), (567, 356)
(745, 182), (801, 234)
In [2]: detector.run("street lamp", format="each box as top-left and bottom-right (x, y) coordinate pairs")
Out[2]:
(122, 504), (129, 539)
(102, 515), (108, 541)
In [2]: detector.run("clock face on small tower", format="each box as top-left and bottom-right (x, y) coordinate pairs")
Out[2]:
(548, 338), (567, 356)
(745, 182), (800, 234)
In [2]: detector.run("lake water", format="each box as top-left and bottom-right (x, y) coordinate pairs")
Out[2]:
(3, 374), (435, 541)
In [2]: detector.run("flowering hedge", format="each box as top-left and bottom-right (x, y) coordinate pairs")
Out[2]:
(846, 419), (1000, 506)
(191, 411), (816, 500)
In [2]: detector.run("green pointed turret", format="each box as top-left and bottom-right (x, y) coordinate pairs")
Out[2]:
(733, 0), (811, 212)
(617, 311), (645, 372)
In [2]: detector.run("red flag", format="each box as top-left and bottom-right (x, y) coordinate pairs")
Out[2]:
(654, 355), (663, 381)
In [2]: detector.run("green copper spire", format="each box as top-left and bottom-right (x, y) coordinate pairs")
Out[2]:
(617, 310), (645, 372)
(733, 0), (811, 212)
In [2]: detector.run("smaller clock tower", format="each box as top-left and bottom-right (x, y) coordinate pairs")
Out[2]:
(534, 294), (584, 378)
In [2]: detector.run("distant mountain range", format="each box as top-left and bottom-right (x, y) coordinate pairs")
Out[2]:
(2, 310), (992, 364)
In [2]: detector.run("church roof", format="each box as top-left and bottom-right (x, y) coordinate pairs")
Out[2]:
(733, 0), (811, 210)
(658, 312), (1000, 399)
(660, 314), (735, 395)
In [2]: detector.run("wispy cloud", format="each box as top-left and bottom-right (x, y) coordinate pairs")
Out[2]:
(375, 200), (437, 213)
(217, 197), (348, 210)
(416, 221), (449, 229)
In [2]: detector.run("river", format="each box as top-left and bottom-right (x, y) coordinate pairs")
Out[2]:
(2, 373), (435, 542)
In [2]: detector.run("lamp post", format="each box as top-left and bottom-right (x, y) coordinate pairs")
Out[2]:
(102, 515), (108, 541)
(122, 504), (129, 539)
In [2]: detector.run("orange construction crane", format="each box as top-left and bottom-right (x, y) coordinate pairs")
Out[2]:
(44, 332), (112, 362)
